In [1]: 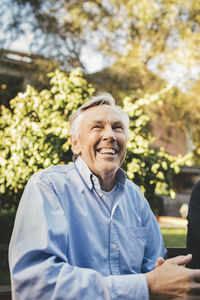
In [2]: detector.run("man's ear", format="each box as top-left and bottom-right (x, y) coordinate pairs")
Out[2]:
(70, 135), (81, 155)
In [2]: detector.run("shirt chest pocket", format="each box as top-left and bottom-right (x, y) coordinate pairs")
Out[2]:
(128, 227), (147, 271)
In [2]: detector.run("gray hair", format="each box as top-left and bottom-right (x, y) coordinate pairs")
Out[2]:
(69, 92), (129, 139)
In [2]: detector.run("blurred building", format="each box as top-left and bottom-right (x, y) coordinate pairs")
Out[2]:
(0, 49), (53, 107)
(0, 49), (31, 106)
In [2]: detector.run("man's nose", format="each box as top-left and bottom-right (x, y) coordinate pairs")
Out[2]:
(103, 126), (116, 141)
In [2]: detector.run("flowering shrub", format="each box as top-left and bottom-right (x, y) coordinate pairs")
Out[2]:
(122, 90), (192, 213)
(0, 68), (94, 209)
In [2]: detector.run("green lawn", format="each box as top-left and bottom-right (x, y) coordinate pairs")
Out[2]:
(161, 227), (187, 248)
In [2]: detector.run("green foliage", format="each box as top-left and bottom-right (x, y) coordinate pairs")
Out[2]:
(0, 68), (192, 212)
(193, 128), (200, 166)
(190, 85), (200, 166)
(0, 68), (94, 210)
(1, 0), (200, 71)
(122, 88), (193, 213)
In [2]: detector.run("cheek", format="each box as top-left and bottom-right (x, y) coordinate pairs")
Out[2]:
(120, 141), (127, 159)
(119, 137), (127, 150)
(84, 139), (97, 156)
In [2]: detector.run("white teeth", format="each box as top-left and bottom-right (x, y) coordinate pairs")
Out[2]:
(99, 148), (116, 154)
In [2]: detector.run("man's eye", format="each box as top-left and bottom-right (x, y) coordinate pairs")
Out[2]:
(92, 125), (102, 129)
(113, 126), (123, 130)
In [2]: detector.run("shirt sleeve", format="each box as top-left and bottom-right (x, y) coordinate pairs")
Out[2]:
(9, 174), (149, 300)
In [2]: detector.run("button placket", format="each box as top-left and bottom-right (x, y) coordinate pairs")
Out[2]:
(109, 220), (120, 275)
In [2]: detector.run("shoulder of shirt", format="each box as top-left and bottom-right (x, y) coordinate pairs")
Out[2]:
(125, 177), (141, 192)
(31, 163), (75, 179)
(125, 178), (147, 202)
(125, 178), (150, 215)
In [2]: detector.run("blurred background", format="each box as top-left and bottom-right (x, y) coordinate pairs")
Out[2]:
(0, 0), (200, 293)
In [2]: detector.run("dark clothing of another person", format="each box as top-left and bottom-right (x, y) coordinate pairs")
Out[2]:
(187, 181), (200, 269)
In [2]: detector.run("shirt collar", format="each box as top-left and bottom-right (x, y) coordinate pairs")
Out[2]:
(74, 156), (126, 191)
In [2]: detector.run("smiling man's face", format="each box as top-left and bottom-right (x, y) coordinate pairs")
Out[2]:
(71, 105), (127, 190)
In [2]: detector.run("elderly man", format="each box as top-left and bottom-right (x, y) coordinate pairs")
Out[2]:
(9, 93), (200, 299)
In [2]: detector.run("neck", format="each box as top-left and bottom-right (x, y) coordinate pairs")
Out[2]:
(97, 173), (116, 191)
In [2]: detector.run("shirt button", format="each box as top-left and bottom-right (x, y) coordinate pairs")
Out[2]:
(113, 244), (117, 249)
(89, 183), (92, 189)
(99, 193), (103, 197)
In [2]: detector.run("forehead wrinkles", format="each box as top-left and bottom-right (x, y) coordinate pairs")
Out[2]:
(82, 106), (122, 126)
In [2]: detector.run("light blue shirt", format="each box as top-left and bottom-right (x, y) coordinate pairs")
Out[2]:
(9, 157), (166, 300)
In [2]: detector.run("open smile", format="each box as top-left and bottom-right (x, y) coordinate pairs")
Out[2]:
(96, 148), (117, 155)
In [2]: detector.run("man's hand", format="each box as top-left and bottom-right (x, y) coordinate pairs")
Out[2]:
(155, 256), (165, 268)
(145, 254), (200, 299)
